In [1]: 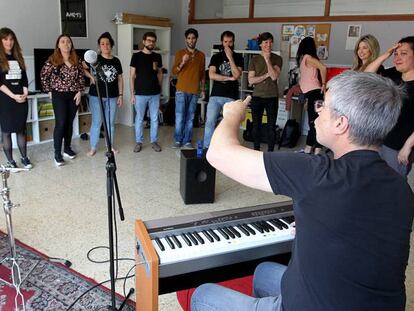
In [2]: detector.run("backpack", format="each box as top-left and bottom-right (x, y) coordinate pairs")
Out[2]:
(278, 119), (300, 149)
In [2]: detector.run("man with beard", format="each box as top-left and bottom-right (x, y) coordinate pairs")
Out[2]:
(172, 28), (206, 149)
(130, 31), (163, 152)
(203, 31), (243, 149)
(248, 32), (282, 152)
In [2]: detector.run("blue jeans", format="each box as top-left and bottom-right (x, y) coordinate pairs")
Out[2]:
(174, 91), (198, 144)
(191, 262), (286, 311)
(89, 95), (118, 150)
(203, 96), (234, 148)
(135, 95), (160, 143)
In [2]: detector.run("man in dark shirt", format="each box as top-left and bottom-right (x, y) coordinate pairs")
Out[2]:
(191, 71), (414, 311)
(130, 31), (163, 152)
(203, 31), (243, 148)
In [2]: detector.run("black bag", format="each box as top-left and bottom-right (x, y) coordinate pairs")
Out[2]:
(243, 119), (281, 144)
(278, 119), (300, 149)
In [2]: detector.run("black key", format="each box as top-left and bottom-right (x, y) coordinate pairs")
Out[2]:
(251, 222), (264, 233)
(223, 227), (235, 239)
(269, 219), (283, 230)
(172, 235), (182, 248)
(228, 226), (241, 238)
(208, 229), (221, 241)
(165, 236), (175, 249)
(181, 233), (192, 246)
(155, 237), (165, 251)
(281, 216), (295, 225)
(193, 232), (205, 244)
(276, 218), (289, 229)
(243, 224), (256, 235)
(187, 232), (199, 245)
(237, 224), (250, 236)
(218, 228), (230, 240)
(262, 221), (275, 232)
(258, 221), (270, 233)
(202, 230), (214, 243)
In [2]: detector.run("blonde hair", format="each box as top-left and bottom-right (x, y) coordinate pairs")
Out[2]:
(352, 34), (380, 72)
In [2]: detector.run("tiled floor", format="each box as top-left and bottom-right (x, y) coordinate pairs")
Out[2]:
(0, 125), (413, 311)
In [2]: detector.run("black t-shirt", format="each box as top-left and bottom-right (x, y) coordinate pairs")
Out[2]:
(89, 55), (123, 98)
(0, 54), (28, 93)
(382, 67), (414, 150)
(130, 51), (162, 95)
(209, 51), (244, 99)
(263, 150), (414, 311)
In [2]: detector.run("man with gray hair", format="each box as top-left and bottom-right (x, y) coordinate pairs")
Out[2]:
(191, 71), (414, 311)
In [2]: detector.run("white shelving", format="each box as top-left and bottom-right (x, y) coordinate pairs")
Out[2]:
(117, 23), (171, 126)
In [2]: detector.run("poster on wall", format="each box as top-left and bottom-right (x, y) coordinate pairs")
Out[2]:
(345, 25), (362, 50)
(281, 24), (331, 60)
(60, 0), (87, 38)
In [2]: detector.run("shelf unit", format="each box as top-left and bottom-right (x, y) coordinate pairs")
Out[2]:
(12, 93), (91, 147)
(117, 22), (171, 126)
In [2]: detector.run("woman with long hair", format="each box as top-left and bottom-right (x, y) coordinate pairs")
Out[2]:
(366, 36), (414, 177)
(87, 32), (123, 156)
(352, 34), (381, 72)
(40, 34), (85, 166)
(0, 27), (32, 169)
(296, 37), (327, 155)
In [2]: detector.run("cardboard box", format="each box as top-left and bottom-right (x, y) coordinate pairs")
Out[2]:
(79, 114), (92, 133)
(39, 120), (55, 141)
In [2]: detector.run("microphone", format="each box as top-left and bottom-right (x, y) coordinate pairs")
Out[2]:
(84, 50), (99, 67)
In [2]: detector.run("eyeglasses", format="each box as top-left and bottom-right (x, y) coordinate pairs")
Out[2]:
(314, 100), (324, 112)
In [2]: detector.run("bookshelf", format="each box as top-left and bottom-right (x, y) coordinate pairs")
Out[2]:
(12, 93), (91, 147)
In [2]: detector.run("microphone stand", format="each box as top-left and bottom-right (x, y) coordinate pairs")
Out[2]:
(89, 65), (134, 310)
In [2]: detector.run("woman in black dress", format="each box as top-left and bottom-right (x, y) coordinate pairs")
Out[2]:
(0, 27), (32, 169)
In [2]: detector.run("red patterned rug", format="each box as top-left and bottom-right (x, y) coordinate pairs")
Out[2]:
(0, 233), (135, 310)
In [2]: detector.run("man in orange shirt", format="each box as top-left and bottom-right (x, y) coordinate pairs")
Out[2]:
(172, 28), (205, 148)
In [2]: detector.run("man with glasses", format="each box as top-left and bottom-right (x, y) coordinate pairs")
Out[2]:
(191, 71), (414, 311)
(130, 31), (163, 153)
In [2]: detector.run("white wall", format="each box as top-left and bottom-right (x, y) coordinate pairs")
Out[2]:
(0, 0), (183, 54)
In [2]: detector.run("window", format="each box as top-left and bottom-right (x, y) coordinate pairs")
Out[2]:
(189, 0), (414, 23)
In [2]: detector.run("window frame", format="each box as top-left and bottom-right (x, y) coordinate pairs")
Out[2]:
(188, 0), (414, 24)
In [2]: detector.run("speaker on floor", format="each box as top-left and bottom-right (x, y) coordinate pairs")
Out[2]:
(180, 149), (216, 204)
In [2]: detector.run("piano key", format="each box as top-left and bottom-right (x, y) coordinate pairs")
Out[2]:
(208, 229), (220, 241)
(181, 233), (192, 246)
(155, 237), (165, 251)
(202, 230), (214, 243)
(262, 221), (275, 232)
(258, 221), (270, 233)
(243, 224), (256, 235)
(281, 216), (295, 225)
(251, 222), (264, 233)
(187, 232), (199, 245)
(228, 226), (241, 238)
(269, 219), (283, 230)
(237, 224), (250, 236)
(223, 227), (235, 239)
(165, 236), (175, 249)
(218, 228), (230, 240)
(193, 232), (205, 244)
(276, 218), (289, 229)
(172, 235), (182, 248)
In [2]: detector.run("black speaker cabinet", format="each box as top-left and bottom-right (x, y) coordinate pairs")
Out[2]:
(180, 149), (216, 204)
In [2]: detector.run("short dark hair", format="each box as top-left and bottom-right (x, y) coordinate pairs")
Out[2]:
(143, 31), (157, 41)
(185, 28), (198, 39)
(221, 31), (235, 42)
(258, 32), (273, 45)
(97, 32), (115, 47)
(398, 36), (414, 52)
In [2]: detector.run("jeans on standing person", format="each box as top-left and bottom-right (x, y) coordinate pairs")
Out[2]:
(135, 94), (160, 143)
(191, 262), (286, 311)
(203, 96), (234, 148)
(89, 95), (118, 150)
(174, 91), (198, 145)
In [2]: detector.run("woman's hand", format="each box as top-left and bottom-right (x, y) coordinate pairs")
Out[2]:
(398, 144), (412, 166)
(74, 91), (82, 106)
(117, 95), (123, 107)
(14, 94), (26, 103)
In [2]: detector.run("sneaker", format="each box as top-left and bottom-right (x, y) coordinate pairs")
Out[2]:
(183, 142), (194, 149)
(151, 142), (162, 152)
(63, 148), (77, 159)
(5, 160), (19, 173)
(21, 157), (33, 169)
(133, 143), (142, 153)
(172, 142), (181, 149)
(54, 155), (65, 166)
